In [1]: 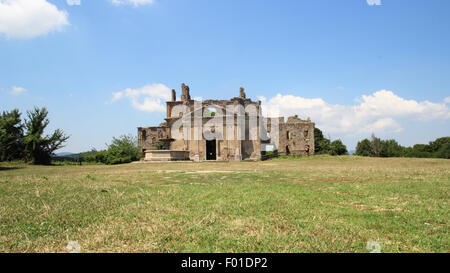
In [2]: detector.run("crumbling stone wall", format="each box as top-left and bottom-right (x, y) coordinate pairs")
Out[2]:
(137, 124), (168, 153)
(138, 83), (314, 161)
(278, 116), (315, 156)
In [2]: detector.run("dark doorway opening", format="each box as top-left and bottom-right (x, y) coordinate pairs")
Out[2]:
(206, 139), (217, 160)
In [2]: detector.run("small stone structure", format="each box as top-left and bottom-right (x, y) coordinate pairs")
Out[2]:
(278, 116), (315, 156)
(144, 150), (190, 161)
(138, 83), (315, 161)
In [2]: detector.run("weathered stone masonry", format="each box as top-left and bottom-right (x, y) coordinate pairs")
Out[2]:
(138, 83), (315, 161)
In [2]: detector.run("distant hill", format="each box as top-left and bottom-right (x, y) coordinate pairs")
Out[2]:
(52, 152), (81, 162)
(55, 152), (74, 157)
(52, 150), (98, 162)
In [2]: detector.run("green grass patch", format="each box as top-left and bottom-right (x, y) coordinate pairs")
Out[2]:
(0, 156), (448, 252)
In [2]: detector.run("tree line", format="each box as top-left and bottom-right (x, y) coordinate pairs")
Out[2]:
(81, 135), (141, 165)
(50, 135), (141, 165)
(355, 134), (449, 159)
(0, 108), (69, 164)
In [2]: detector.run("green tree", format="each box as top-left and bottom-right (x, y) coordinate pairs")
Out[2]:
(429, 137), (450, 153)
(104, 134), (140, 164)
(314, 127), (324, 153)
(355, 139), (372, 156)
(330, 139), (348, 155)
(0, 109), (24, 161)
(23, 107), (69, 165)
(434, 142), (450, 159)
(316, 138), (331, 154)
(381, 139), (404, 157)
(370, 134), (382, 157)
(314, 127), (331, 154)
(413, 144), (432, 153)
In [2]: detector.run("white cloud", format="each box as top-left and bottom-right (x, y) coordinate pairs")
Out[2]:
(359, 118), (403, 134)
(366, 0), (382, 6)
(259, 90), (450, 135)
(444, 97), (450, 104)
(10, 86), (26, 95)
(110, 83), (171, 113)
(67, 0), (80, 6)
(111, 0), (154, 7)
(0, 0), (69, 39)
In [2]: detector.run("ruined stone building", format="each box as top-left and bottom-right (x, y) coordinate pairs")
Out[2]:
(138, 83), (315, 161)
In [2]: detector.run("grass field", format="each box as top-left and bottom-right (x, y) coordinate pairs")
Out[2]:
(0, 156), (448, 253)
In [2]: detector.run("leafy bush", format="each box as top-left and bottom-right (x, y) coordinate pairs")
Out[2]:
(155, 141), (168, 150)
(314, 127), (347, 156)
(82, 135), (141, 165)
(380, 139), (404, 157)
(355, 139), (372, 156)
(314, 127), (331, 154)
(330, 140), (348, 155)
(434, 142), (450, 159)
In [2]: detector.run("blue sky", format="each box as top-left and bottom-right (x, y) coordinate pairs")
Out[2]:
(1, 0), (449, 152)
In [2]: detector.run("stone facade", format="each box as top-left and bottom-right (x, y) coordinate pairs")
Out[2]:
(138, 83), (315, 161)
(278, 116), (315, 156)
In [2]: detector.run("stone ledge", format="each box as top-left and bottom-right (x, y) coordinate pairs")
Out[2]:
(144, 150), (190, 161)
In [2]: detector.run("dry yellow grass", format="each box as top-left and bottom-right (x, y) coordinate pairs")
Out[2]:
(0, 155), (449, 252)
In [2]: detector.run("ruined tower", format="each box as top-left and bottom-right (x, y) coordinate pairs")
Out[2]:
(181, 83), (191, 101)
(171, 89), (176, 102)
(240, 87), (246, 99)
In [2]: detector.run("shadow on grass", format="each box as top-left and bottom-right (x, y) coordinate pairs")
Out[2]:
(0, 166), (24, 171)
